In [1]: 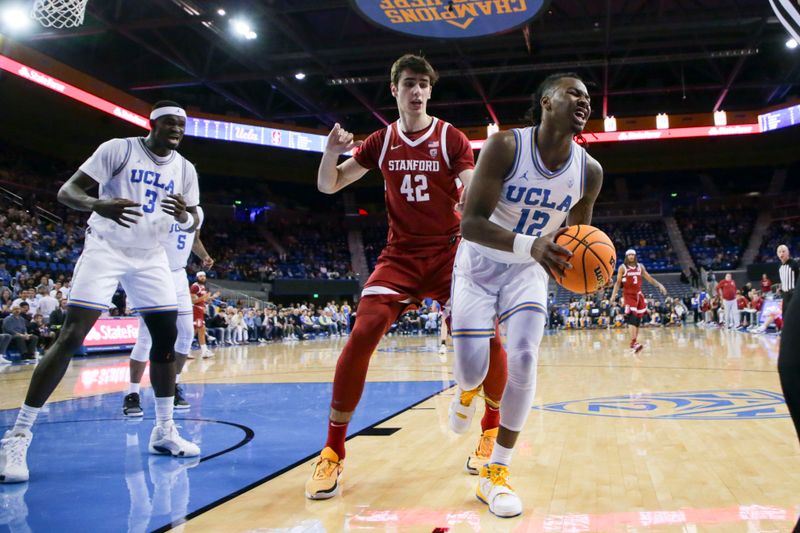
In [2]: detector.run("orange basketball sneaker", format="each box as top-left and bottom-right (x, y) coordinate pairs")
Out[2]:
(466, 426), (498, 475)
(304, 447), (343, 500)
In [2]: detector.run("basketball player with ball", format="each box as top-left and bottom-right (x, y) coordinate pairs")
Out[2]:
(609, 249), (667, 353)
(451, 72), (605, 518)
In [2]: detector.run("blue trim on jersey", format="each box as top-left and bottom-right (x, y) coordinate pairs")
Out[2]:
(502, 129), (523, 182)
(178, 311), (194, 316)
(137, 137), (176, 166)
(498, 301), (546, 323)
(531, 127), (574, 178)
(67, 299), (109, 311)
(580, 149), (587, 196)
(111, 139), (132, 177)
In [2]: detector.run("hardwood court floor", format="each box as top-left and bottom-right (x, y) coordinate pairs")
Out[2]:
(0, 326), (797, 532)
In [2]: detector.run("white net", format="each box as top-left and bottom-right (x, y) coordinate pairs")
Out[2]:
(32, 0), (89, 29)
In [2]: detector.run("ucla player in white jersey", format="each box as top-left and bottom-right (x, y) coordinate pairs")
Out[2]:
(0, 101), (202, 484)
(123, 207), (214, 417)
(450, 73), (603, 517)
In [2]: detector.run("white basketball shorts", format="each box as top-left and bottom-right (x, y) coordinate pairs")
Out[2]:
(450, 240), (549, 338)
(68, 232), (178, 313)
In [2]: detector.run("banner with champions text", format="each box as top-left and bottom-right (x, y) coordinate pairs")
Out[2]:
(351, 0), (549, 39)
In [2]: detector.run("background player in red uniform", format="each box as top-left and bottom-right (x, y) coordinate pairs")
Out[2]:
(305, 54), (508, 500)
(190, 271), (218, 358)
(610, 249), (666, 352)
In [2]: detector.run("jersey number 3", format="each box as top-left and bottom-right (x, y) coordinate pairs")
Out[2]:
(400, 174), (430, 202)
(513, 208), (551, 236)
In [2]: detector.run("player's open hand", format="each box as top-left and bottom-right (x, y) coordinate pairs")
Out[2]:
(161, 194), (188, 222)
(92, 198), (143, 228)
(532, 227), (573, 278)
(325, 123), (363, 154)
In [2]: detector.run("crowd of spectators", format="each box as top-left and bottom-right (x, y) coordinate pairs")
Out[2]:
(546, 290), (690, 330)
(673, 205), (757, 269)
(600, 220), (680, 272)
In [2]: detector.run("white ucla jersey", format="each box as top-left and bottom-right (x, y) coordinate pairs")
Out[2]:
(163, 206), (204, 270)
(466, 126), (587, 263)
(80, 137), (200, 249)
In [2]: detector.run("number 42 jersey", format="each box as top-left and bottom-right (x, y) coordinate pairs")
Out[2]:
(465, 126), (587, 264)
(353, 117), (473, 252)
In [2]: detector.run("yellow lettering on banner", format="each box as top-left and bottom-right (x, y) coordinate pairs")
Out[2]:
(439, 7), (456, 19)
(410, 0), (426, 6)
(399, 8), (419, 21)
(427, 7), (442, 20)
(380, 0), (394, 8)
(495, 0), (512, 14)
(513, 0), (527, 12)
(416, 8), (434, 20)
(394, 0), (410, 7)
(475, 1), (493, 15)
(454, 3), (478, 17)
(386, 9), (403, 23)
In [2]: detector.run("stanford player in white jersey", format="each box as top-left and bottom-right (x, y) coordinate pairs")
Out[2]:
(305, 55), (508, 500)
(610, 249), (666, 352)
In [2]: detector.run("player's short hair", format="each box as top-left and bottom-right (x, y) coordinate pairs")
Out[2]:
(152, 100), (183, 111)
(390, 54), (439, 87)
(526, 72), (584, 125)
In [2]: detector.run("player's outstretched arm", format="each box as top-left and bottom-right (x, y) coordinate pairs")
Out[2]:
(461, 131), (573, 277)
(191, 233), (214, 269)
(567, 155), (603, 226)
(641, 264), (667, 295)
(58, 170), (143, 228)
(610, 264), (625, 302)
(317, 123), (369, 194)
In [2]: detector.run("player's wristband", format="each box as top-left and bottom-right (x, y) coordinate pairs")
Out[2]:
(513, 233), (536, 259)
(176, 213), (195, 231)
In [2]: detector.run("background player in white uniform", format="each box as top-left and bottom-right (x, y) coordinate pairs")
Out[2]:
(123, 207), (214, 417)
(451, 73), (603, 517)
(0, 101), (202, 484)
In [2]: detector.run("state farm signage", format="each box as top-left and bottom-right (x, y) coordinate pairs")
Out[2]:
(83, 317), (139, 348)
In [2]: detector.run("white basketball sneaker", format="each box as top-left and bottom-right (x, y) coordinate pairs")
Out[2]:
(0, 429), (32, 483)
(149, 422), (200, 458)
(476, 463), (522, 518)
(448, 386), (480, 434)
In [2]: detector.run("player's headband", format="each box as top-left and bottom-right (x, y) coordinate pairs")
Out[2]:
(625, 249), (636, 256)
(196, 271), (206, 277)
(150, 106), (186, 120)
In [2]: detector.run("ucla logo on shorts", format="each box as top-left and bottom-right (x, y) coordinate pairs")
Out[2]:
(536, 389), (789, 420)
(351, 0), (548, 39)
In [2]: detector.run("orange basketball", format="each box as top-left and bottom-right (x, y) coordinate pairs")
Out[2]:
(552, 225), (616, 294)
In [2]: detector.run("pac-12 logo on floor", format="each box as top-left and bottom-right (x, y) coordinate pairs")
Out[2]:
(536, 389), (789, 420)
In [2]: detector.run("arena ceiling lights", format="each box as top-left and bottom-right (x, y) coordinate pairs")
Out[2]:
(0, 53), (785, 153)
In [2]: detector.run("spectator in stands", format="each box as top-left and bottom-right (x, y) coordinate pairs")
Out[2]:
(0, 262), (10, 287)
(1, 289), (12, 317)
(31, 314), (55, 352)
(0, 332), (11, 364)
(690, 267), (700, 289)
(243, 309), (257, 343)
(761, 273), (773, 295)
(49, 298), (67, 339)
(35, 286), (58, 324)
(2, 305), (37, 360)
(207, 306), (227, 346)
(319, 311), (337, 337)
(717, 274), (738, 329)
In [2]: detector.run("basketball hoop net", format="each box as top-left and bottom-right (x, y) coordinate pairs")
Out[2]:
(32, 0), (89, 29)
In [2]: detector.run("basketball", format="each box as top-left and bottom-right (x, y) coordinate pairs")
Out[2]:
(552, 225), (616, 294)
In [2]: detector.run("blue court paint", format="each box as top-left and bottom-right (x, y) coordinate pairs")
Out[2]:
(0, 381), (448, 532)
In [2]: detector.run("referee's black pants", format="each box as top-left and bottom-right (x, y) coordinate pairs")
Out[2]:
(778, 291), (800, 532)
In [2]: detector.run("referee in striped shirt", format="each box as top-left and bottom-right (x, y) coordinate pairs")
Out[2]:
(777, 244), (798, 316)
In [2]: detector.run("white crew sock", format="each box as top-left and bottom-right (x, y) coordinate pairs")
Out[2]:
(13, 404), (41, 432)
(129, 383), (141, 395)
(154, 397), (174, 428)
(489, 441), (514, 466)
